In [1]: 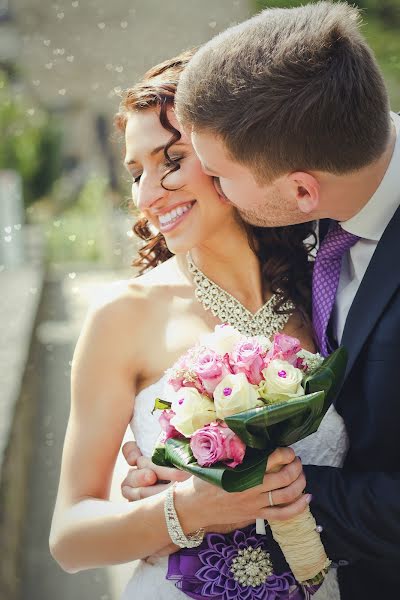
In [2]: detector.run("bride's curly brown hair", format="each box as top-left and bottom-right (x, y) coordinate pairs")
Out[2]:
(115, 49), (316, 325)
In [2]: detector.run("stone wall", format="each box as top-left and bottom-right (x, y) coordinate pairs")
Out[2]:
(0, 268), (44, 600)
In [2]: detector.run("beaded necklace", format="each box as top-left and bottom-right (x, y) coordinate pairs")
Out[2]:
(186, 252), (295, 338)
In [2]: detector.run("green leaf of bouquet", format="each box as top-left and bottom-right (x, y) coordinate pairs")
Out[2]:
(304, 346), (348, 414)
(162, 437), (270, 492)
(151, 397), (172, 415)
(224, 391), (325, 449)
(151, 443), (170, 467)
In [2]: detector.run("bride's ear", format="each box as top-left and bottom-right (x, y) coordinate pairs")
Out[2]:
(286, 171), (320, 214)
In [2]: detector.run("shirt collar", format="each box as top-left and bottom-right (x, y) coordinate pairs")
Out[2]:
(341, 111), (400, 242)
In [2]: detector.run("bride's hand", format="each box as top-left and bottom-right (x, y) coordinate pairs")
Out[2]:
(145, 448), (307, 562)
(174, 447), (311, 530)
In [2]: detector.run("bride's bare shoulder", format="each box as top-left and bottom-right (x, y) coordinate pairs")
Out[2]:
(131, 256), (186, 288)
(126, 256), (189, 301)
(86, 257), (185, 328)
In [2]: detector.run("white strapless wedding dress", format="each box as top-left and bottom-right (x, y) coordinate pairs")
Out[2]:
(121, 374), (348, 600)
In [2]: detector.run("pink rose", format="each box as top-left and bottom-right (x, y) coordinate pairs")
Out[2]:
(295, 356), (306, 370)
(190, 422), (246, 468)
(192, 349), (231, 395)
(159, 409), (181, 442)
(264, 333), (302, 368)
(167, 352), (204, 394)
(222, 425), (247, 468)
(231, 338), (265, 385)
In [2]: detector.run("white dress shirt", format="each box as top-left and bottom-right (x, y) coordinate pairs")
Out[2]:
(333, 111), (400, 343)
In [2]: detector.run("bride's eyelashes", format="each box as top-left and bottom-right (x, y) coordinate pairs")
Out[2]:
(131, 155), (185, 185)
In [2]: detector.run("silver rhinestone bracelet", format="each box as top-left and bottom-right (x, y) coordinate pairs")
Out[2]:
(164, 483), (205, 548)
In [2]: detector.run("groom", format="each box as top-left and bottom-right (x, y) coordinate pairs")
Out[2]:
(121, 2), (400, 598)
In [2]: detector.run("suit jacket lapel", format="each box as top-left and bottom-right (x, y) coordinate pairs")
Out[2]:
(341, 203), (400, 377)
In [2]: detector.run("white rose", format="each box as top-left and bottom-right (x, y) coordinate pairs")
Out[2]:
(214, 372), (262, 420)
(261, 359), (305, 401)
(170, 387), (216, 437)
(254, 335), (273, 353)
(200, 324), (243, 356)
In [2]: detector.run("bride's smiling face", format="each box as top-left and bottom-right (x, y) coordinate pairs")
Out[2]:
(124, 107), (235, 254)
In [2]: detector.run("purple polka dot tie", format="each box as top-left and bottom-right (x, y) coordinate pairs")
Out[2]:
(312, 222), (360, 356)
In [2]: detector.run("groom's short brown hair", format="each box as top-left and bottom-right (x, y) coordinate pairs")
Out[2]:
(176, 1), (391, 182)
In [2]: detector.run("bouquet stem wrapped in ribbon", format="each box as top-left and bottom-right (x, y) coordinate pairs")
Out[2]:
(152, 326), (347, 587)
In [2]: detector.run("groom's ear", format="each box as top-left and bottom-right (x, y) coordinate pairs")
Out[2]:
(286, 171), (320, 214)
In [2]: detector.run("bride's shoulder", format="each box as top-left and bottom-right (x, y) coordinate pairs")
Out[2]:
(132, 256), (185, 289)
(125, 256), (189, 304)
(85, 257), (183, 327)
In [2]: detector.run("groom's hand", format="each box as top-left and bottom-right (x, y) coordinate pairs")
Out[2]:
(121, 441), (189, 501)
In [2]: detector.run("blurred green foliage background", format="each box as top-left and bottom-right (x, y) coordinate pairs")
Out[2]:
(0, 70), (62, 209)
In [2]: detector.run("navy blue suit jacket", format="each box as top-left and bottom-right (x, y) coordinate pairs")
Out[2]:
(304, 203), (400, 598)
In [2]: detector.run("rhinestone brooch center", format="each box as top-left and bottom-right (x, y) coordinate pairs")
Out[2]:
(230, 546), (274, 588)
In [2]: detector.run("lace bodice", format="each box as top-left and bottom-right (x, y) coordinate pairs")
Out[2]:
(130, 374), (170, 458)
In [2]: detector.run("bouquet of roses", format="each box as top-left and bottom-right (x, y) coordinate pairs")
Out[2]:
(152, 325), (347, 586)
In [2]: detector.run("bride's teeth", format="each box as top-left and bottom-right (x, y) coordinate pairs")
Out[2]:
(159, 203), (193, 226)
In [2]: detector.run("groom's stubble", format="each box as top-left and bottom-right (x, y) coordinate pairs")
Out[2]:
(237, 188), (312, 228)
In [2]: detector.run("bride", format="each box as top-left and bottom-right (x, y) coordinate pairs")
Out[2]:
(49, 50), (347, 599)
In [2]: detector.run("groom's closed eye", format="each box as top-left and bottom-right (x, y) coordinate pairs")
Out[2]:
(212, 176), (222, 193)
(212, 176), (229, 201)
